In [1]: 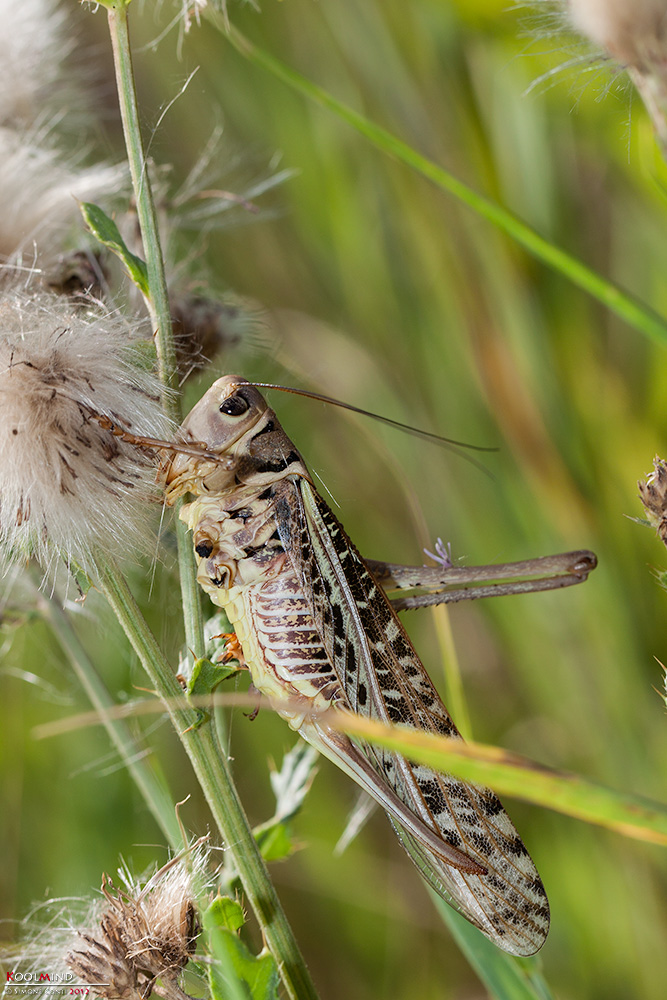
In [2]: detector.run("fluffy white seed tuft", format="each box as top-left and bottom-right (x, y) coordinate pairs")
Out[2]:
(0, 128), (124, 266)
(0, 286), (173, 572)
(0, 0), (69, 126)
(568, 0), (667, 71)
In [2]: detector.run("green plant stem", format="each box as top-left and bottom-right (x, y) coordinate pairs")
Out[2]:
(105, 0), (205, 658)
(34, 578), (183, 850)
(104, 8), (316, 993)
(217, 21), (667, 349)
(97, 557), (319, 1000)
(106, 1), (177, 403)
(431, 608), (472, 741)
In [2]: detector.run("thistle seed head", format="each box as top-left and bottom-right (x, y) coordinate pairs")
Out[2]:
(66, 913), (143, 1000)
(638, 456), (667, 547)
(0, 286), (172, 572)
(180, 0), (209, 33)
(0, 128), (123, 267)
(568, 0), (667, 73)
(0, 0), (69, 127)
(66, 859), (202, 1000)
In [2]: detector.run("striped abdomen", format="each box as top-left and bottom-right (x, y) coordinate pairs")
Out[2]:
(181, 483), (348, 727)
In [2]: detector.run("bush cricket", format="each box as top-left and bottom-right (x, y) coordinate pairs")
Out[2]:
(162, 375), (596, 956)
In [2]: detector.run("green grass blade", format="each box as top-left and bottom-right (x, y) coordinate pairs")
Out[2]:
(214, 21), (667, 348)
(433, 897), (555, 1000)
(334, 714), (667, 845)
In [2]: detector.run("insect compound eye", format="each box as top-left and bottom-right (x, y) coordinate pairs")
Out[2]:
(219, 392), (250, 417)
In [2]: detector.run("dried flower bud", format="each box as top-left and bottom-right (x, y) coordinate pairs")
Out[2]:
(0, 286), (172, 571)
(67, 913), (143, 1000)
(171, 293), (266, 380)
(125, 873), (199, 981)
(638, 456), (667, 548)
(47, 250), (108, 300)
(66, 859), (201, 1000)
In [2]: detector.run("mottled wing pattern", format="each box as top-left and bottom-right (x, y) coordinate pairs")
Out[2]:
(283, 478), (550, 956)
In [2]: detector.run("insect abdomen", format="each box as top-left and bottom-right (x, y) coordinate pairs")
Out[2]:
(182, 490), (347, 727)
(240, 574), (347, 725)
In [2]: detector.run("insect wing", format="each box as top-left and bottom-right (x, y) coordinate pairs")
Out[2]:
(285, 479), (550, 957)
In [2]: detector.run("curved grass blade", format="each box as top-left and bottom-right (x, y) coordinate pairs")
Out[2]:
(433, 896), (556, 1000)
(332, 714), (667, 846)
(216, 22), (667, 348)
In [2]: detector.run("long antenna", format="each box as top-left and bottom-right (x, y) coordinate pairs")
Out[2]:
(248, 382), (498, 474)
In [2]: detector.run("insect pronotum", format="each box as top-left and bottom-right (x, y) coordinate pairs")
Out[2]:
(162, 375), (596, 956)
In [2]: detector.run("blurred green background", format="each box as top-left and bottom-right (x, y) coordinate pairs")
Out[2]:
(3, 0), (667, 997)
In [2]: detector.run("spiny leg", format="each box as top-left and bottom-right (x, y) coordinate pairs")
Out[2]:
(365, 549), (597, 610)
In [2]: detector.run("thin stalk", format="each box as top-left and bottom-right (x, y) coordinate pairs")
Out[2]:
(101, 7), (316, 994)
(35, 580), (183, 850)
(431, 609), (472, 741)
(97, 556), (319, 1000)
(105, 0), (205, 657)
(217, 21), (667, 349)
(106, 0), (177, 402)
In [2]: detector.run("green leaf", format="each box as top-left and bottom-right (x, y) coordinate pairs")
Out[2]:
(203, 897), (280, 1000)
(66, 558), (93, 599)
(183, 657), (240, 729)
(80, 201), (149, 295)
(246, 742), (320, 864)
(188, 656), (241, 698)
(184, 615), (243, 724)
(211, 896), (246, 933)
(253, 821), (295, 863)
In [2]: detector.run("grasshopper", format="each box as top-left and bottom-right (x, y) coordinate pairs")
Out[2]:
(163, 375), (596, 956)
